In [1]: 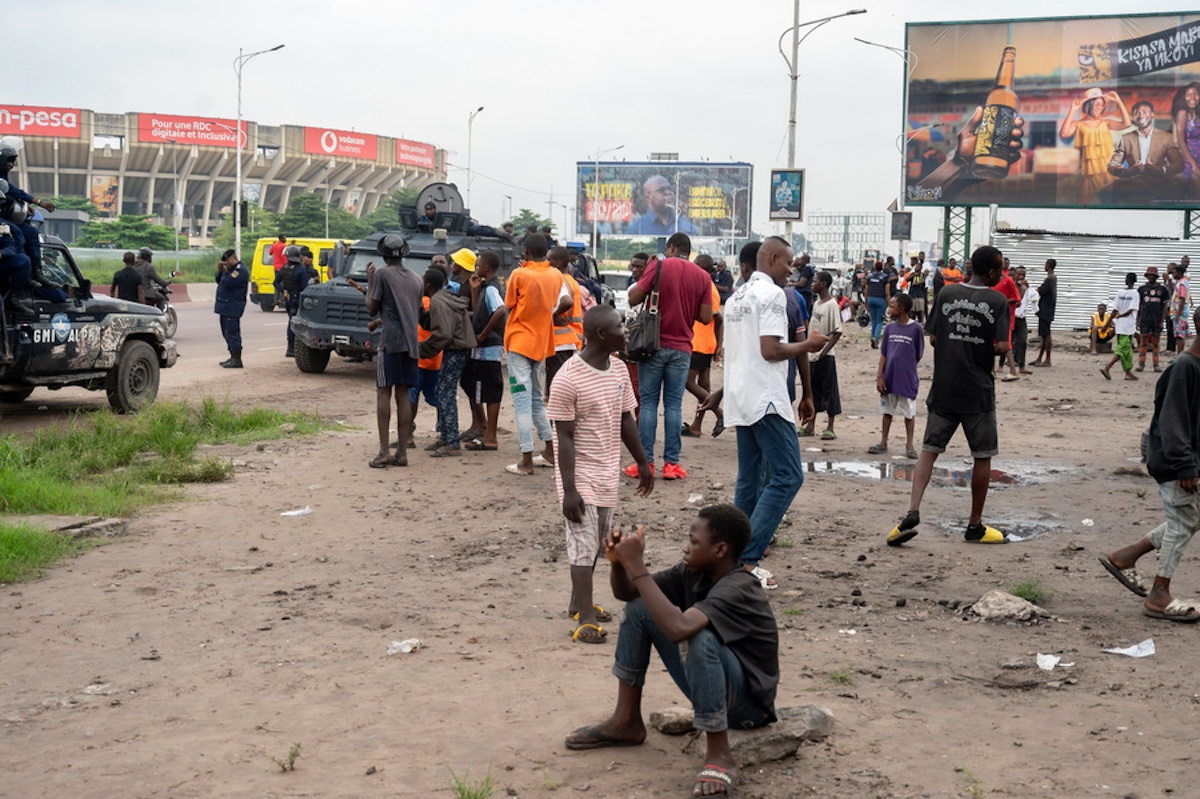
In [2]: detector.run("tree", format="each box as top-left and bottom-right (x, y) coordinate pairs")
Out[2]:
(276, 193), (372, 240)
(45, 195), (99, 215)
(508, 208), (555, 236)
(74, 215), (184, 250)
(361, 186), (421, 232)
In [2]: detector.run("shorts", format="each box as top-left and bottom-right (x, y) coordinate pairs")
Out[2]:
(565, 505), (615, 566)
(881, 393), (917, 420)
(1115, 333), (1134, 371)
(809, 356), (841, 416)
(910, 297), (926, 314)
(377, 351), (420, 389)
(922, 407), (998, 459)
(406, 367), (439, 405)
(690, 351), (714, 372)
(1175, 316), (1192, 339)
(461, 358), (503, 405)
(1037, 315), (1052, 338)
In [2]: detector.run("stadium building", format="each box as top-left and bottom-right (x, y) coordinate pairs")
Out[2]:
(0, 104), (445, 245)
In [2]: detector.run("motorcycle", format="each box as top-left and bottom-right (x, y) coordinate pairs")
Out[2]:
(147, 285), (178, 338)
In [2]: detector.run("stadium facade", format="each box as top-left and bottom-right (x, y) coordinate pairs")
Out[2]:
(0, 104), (445, 245)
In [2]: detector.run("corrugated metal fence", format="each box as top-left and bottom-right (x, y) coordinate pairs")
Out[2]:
(992, 231), (1197, 331)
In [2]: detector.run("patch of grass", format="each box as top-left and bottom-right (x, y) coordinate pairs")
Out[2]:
(0, 524), (94, 583)
(539, 767), (562, 791)
(772, 536), (795, 549)
(781, 606), (803, 617)
(449, 766), (495, 799)
(955, 765), (984, 797)
(829, 664), (857, 686)
(1007, 577), (1048, 605)
(272, 742), (302, 772)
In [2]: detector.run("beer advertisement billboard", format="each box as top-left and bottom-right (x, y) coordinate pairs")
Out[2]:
(904, 12), (1200, 210)
(575, 162), (752, 238)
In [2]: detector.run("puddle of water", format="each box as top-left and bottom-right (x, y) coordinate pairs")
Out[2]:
(805, 459), (1074, 488)
(935, 517), (1063, 541)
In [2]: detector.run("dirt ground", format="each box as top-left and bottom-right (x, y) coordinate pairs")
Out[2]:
(2, 327), (1198, 799)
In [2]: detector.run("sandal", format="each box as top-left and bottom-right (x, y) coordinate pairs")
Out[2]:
(693, 764), (734, 796)
(711, 421), (726, 438)
(905, 447), (919, 459)
(821, 430), (837, 441)
(368, 455), (390, 469)
(389, 453), (408, 467)
(867, 443), (888, 454)
(681, 426), (702, 438)
(464, 438), (498, 451)
(429, 446), (461, 458)
(571, 605), (614, 623)
(570, 623), (607, 643)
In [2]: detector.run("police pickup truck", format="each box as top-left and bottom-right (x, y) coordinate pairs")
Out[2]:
(0, 234), (177, 412)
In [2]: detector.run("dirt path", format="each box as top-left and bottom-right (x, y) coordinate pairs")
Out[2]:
(2, 331), (1196, 798)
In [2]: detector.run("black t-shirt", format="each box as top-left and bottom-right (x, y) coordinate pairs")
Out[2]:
(908, 272), (928, 302)
(866, 270), (889, 299)
(1038, 274), (1057, 319)
(1138, 283), (1171, 331)
(653, 563), (779, 720)
(925, 282), (1010, 415)
(111, 265), (142, 302)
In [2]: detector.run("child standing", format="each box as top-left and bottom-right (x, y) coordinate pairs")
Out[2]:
(870, 293), (924, 459)
(548, 306), (654, 643)
(802, 271), (843, 439)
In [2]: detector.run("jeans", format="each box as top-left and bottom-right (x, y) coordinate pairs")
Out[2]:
(1146, 480), (1200, 579)
(219, 315), (242, 354)
(867, 296), (888, 341)
(735, 412), (804, 566)
(1013, 316), (1028, 368)
(613, 598), (770, 733)
(507, 351), (552, 453)
(435, 350), (468, 448)
(637, 347), (691, 464)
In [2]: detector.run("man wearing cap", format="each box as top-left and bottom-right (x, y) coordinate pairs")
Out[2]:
(274, 245), (308, 357)
(1138, 266), (1171, 372)
(542, 225), (559, 248)
(501, 222), (516, 242)
(214, 249), (249, 368)
(133, 247), (170, 306)
(447, 247), (476, 299)
(421, 251), (476, 457)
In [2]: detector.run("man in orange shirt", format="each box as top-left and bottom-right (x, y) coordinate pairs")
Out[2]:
(547, 246), (583, 396)
(505, 234), (563, 475)
(683, 257), (724, 437)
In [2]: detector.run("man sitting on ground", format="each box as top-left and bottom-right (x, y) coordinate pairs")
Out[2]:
(1090, 302), (1115, 354)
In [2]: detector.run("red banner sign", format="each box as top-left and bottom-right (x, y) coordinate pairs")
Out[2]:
(395, 138), (436, 169)
(136, 113), (244, 147)
(304, 127), (378, 160)
(0, 105), (81, 138)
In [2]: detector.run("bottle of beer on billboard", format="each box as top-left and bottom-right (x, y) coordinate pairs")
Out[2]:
(971, 46), (1018, 180)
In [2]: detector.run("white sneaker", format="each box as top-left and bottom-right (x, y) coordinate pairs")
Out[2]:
(750, 565), (778, 590)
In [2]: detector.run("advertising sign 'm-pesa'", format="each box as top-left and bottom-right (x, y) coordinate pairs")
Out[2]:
(905, 12), (1200, 210)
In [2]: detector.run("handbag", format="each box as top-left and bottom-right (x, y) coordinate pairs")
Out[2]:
(625, 257), (664, 361)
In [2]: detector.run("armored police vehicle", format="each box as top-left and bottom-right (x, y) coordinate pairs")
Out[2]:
(0, 234), (177, 412)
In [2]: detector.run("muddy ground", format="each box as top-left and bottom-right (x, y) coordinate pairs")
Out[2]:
(2, 329), (1197, 799)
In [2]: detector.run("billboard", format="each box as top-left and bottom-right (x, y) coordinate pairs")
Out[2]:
(303, 127), (378, 160)
(576, 162), (752, 238)
(904, 13), (1200, 210)
(90, 175), (118, 215)
(0, 105), (81, 138)
(395, 138), (436, 169)
(136, 113), (244, 147)
(769, 169), (804, 220)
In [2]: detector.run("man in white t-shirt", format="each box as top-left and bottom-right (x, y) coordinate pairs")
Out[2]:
(700, 237), (827, 589)
(1101, 271), (1141, 381)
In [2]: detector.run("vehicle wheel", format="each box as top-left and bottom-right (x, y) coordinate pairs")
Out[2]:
(259, 298), (275, 312)
(0, 387), (34, 403)
(293, 341), (330, 374)
(163, 306), (178, 338)
(105, 340), (160, 413)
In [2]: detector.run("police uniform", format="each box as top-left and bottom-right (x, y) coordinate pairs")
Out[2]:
(0, 168), (42, 271)
(0, 220), (32, 304)
(215, 259), (249, 367)
(273, 247), (309, 356)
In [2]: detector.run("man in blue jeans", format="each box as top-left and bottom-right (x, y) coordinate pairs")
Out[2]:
(625, 233), (713, 480)
(565, 504), (778, 798)
(701, 237), (826, 590)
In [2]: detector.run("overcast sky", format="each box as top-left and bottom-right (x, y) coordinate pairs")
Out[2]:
(11, 0), (1200, 251)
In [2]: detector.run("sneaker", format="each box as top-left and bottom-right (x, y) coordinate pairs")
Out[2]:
(662, 462), (688, 480)
(624, 462), (654, 478)
(887, 510), (920, 547)
(964, 522), (1008, 544)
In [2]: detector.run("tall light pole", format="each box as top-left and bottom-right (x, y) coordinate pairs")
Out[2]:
(234, 43), (284, 257)
(727, 185), (749, 261)
(590, 144), (624, 257)
(503, 193), (513, 222)
(673, 170), (702, 235)
(167, 139), (181, 274)
(779, 7), (865, 239)
(467, 106), (484, 210)
(558, 203), (571, 240)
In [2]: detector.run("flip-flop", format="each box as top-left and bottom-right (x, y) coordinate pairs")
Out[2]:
(464, 439), (498, 451)
(388, 453), (408, 467)
(750, 565), (777, 590)
(1143, 599), (1200, 622)
(368, 455), (389, 469)
(693, 764), (734, 796)
(681, 426), (702, 438)
(564, 725), (643, 751)
(711, 421), (726, 438)
(821, 430), (837, 441)
(570, 623), (607, 643)
(867, 443), (888, 454)
(1001, 374), (1020, 381)
(1100, 368), (1112, 381)
(1098, 556), (1148, 597)
(505, 463), (533, 475)
(532, 454), (554, 468)
(571, 605), (614, 623)
(429, 446), (461, 458)
(905, 447), (919, 459)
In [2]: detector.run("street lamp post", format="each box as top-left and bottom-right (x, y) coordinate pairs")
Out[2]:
(590, 144), (624, 257)
(727, 185), (749, 261)
(503, 193), (513, 222)
(467, 106), (484, 210)
(779, 7), (866, 239)
(673, 170), (702, 235)
(167, 139), (180, 274)
(234, 43), (284, 257)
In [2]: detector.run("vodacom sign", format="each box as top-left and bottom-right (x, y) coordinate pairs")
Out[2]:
(303, 127), (378, 160)
(0, 105), (82, 138)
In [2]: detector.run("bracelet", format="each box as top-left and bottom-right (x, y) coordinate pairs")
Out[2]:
(631, 572), (652, 582)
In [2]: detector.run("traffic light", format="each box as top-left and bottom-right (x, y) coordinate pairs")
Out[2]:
(238, 201), (249, 227)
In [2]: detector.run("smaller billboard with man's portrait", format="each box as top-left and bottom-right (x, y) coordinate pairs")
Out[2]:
(576, 162), (752, 238)
(769, 169), (804, 220)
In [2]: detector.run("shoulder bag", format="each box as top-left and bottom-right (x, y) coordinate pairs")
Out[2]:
(626, 258), (664, 361)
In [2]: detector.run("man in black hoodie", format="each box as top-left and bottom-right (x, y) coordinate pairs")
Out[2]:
(1102, 305), (1200, 622)
(420, 264), (475, 457)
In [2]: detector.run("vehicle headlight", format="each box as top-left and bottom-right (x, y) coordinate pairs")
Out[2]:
(302, 296), (319, 310)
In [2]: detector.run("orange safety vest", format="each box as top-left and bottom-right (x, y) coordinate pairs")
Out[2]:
(417, 295), (442, 370)
(553, 272), (584, 350)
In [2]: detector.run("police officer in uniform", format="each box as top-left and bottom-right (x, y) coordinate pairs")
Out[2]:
(0, 179), (33, 313)
(274, 244), (309, 357)
(0, 144), (55, 272)
(215, 248), (249, 368)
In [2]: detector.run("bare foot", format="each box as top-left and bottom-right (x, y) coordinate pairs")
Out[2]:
(564, 719), (646, 750)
